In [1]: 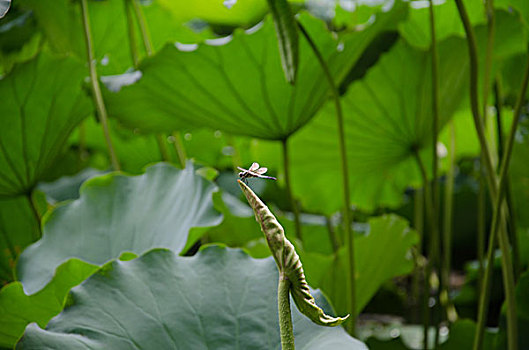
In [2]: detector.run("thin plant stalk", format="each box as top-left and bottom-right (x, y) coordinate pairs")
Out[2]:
(297, 22), (355, 333)
(473, 51), (529, 350)
(281, 138), (302, 241)
(125, 0), (171, 162)
(428, 1), (442, 346)
(80, 0), (120, 170)
(124, 0), (139, 67)
(27, 193), (41, 240)
(172, 132), (187, 168)
(325, 215), (340, 253)
(482, 0), (495, 120)
(477, 173), (486, 288)
(455, 1), (519, 349)
(412, 189), (424, 324)
(155, 134), (170, 162)
(414, 151), (435, 350)
(441, 121), (457, 323)
(494, 80), (520, 278)
(278, 273), (295, 350)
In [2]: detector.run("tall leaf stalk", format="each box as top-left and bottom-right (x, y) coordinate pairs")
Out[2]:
(80, 0), (120, 170)
(124, 0), (172, 163)
(455, 1), (521, 349)
(297, 23), (355, 334)
(281, 138), (302, 241)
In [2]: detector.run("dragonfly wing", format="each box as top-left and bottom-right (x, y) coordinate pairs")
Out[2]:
(255, 167), (268, 175)
(237, 167), (246, 172)
(249, 162), (260, 171)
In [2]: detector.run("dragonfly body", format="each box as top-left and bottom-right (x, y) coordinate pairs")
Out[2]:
(237, 163), (276, 183)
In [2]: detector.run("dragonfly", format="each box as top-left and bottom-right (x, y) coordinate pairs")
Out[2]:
(237, 162), (277, 183)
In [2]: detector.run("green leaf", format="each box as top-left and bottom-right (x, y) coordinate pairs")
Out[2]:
(301, 215), (418, 316)
(17, 246), (367, 349)
(238, 180), (348, 326)
(19, 0), (208, 75)
(266, 0), (299, 84)
(104, 6), (408, 140)
(0, 53), (92, 197)
(0, 260), (96, 348)
(0, 195), (39, 283)
(398, 0), (486, 49)
(17, 162), (222, 295)
(255, 37), (468, 213)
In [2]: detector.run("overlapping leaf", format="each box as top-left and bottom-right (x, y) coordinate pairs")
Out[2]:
(19, 0), (208, 75)
(17, 246), (367, 349)
(253, 37), (468, 213)
(300, 215), (418, 316)
(0, 53), (92, 197)
(17, 162), (222, 295)
(0, 196), (39, 283)
(103, 6), (408, 139)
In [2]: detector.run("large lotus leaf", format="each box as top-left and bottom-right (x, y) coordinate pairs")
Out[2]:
(0, 260), (96, 348)
(253, 36), (467, 213)
(19, 0), (208, 75)
(0, 53), (92, 197)
(17, 162), (223, 295)
(300, 215), (418, 316)
(496, 0), (529, 28)
(398, 0), (485, 49)
(0, 196), (40, 284)
(17, 246), (366, 349)
(103, 6), (408, 140)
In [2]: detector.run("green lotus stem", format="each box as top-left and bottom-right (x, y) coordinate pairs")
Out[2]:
(482, 0), (495, 120)
(473, 49), (529, 350)
(297, 22), (355, 333)
(80, 0), (120, 171)
(172, 132), (187, 168)
(27, 193), (41, 240)
(494, 80), (520, 278)
(412, 189), (424, 323)
(278, 273), (295, 350)
(155, 134), (170, 162)
(130, 0), (153, 56)
(124, 0), (139, 67)
(281, 138), (302, 242)
(441, 120), (457, 323)
(428, 2), (442, 346)
(477, 173), (486, 289)
(414, 150), (435, 350)
(325, 215), (339, 253)
(125, 0), (171, 163)
(238, 180), (348, 348)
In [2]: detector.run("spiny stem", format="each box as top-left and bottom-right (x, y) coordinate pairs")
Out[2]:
(278, 273), (295, 350)
(477, 172), (486, 289)
(325, 215), (340, 253)
(80, 0), (120, 170)
(281, 138), (302, 242)
(482, 0), (495, 121)
(413, 189), (424, 324)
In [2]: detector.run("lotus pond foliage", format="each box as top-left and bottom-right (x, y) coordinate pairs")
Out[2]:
(0, 0), (529, 349)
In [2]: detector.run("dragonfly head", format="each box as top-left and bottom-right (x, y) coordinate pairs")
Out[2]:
(238, 171), (245, 178)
